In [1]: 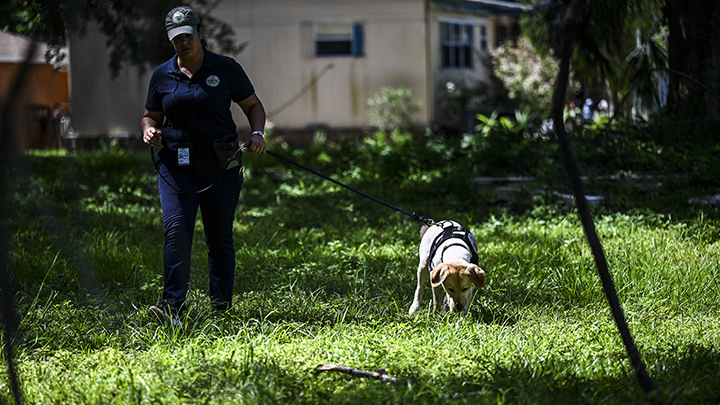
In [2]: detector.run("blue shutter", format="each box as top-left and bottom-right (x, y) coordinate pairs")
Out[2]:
(352, 23), (364, 57)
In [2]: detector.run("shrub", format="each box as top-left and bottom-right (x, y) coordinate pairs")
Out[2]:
(491, 37), (579, 117)
(366, 87), (420, 133)
(461, 107), (562, 179)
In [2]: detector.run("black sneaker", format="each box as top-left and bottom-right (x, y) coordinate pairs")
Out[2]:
(212, 301), (230, 313)
(148, 305), (182, 327)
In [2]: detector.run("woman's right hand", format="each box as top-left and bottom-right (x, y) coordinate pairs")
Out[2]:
(143, 127), (163, 146)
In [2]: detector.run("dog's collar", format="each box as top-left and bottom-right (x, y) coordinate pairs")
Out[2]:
(429, 223), (479, 265)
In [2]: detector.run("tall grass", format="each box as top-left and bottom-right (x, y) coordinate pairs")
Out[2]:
(3, 136), (720, 404)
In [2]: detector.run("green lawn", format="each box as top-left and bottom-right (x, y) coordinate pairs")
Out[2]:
(3, 139), (719, 404)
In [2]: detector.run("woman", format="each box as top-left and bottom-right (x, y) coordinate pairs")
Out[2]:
(141, 5), (266, 325)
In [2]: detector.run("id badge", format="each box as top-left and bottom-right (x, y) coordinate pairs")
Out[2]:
(178, 146), (190, 166)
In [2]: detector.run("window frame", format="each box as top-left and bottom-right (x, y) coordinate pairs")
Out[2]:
(479, 24), (488, 52)
(314, 22), (364, 58)
(440, 20), (475, 70)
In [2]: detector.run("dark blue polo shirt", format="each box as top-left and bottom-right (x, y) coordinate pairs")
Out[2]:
(145, 50), (255, 152)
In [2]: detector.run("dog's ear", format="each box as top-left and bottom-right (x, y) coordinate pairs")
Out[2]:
(465, 265), (485, 288)
(430, 264), (449, 287)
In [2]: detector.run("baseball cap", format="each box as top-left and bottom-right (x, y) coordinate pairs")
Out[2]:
(165, 6), (200, 41)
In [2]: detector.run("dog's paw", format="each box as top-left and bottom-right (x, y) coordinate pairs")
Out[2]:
(408, 303), (420, 315)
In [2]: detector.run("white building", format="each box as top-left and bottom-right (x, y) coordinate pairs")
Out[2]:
(68, 0), (527, 140)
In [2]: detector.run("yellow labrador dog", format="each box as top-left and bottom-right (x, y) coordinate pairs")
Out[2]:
(409, 220), (486, 315)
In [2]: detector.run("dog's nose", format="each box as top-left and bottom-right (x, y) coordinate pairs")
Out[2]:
(452, 305), (464, 313)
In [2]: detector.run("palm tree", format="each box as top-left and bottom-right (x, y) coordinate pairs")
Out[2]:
(664, 0), (720, 124)
(521, 0), (666, 118)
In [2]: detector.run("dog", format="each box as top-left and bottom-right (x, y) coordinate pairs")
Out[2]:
(409, 220), (486, 315)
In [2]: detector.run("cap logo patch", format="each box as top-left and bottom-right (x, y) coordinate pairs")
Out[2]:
(172, 11), (185, 23)
(206, 75), (220, 87)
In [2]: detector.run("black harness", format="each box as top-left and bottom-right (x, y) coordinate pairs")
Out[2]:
(428, 222), (479, 265)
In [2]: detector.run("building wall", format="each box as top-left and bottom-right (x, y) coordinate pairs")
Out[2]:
(68, 22), (150, 139)
(212, 0), (430, 132)
(66, 1), (523, 138)
(0, 63), (69, 148)
(427, 4), (509, 130)
(0, 31), (70, 148)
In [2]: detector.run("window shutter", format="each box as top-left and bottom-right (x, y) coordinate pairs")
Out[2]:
(352, 23), (364, 57)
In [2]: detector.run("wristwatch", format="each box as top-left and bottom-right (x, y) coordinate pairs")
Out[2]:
(251, 130), (265, 138)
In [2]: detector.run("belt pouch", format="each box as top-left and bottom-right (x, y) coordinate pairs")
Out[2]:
(213, 137), (242, 170)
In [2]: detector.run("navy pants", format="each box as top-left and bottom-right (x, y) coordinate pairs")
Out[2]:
(156, 149), (242, 311)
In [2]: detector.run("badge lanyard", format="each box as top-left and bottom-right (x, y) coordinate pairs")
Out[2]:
(171, 77), (197, 166)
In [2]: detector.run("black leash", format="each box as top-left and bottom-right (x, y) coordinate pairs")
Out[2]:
(149, 144), (431, 224)
(264, 148), (432, 224)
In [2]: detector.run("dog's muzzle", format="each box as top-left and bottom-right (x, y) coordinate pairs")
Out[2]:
(444, 297), (464, 313)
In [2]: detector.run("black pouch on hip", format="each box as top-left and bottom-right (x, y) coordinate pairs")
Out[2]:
(213, 136), (242, 170)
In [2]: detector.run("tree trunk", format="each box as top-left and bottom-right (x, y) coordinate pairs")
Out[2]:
(665, 0), (720, 123)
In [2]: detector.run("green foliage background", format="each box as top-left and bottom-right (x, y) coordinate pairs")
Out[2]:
(2, 131), (720, 403)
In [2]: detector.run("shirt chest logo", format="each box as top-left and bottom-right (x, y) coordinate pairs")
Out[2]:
(206, 75), (220, 87)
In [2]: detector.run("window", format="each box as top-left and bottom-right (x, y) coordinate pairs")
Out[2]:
(480, 25), (488, 52)
(315, 23), (364, 57)
(440, 21), (474, 69)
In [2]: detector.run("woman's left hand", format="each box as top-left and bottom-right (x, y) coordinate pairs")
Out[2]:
(246, 134), (267, 154)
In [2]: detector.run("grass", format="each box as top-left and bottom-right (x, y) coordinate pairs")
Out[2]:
(2, 135), (720, 404)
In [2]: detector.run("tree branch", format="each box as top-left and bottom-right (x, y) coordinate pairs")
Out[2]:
(550, 0), (662, 403)
(315, 364), (398, 383)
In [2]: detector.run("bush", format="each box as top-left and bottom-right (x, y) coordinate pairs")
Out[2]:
(490, 37), (579, 116)
(460, 103), (720, 198)
(366, 87), (420, 132)
(461, 107), (562, 179)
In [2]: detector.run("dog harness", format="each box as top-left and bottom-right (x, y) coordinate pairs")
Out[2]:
(429, 222), (479, 265)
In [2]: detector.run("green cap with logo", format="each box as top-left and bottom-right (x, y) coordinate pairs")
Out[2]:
(165, 6), (200, 41)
